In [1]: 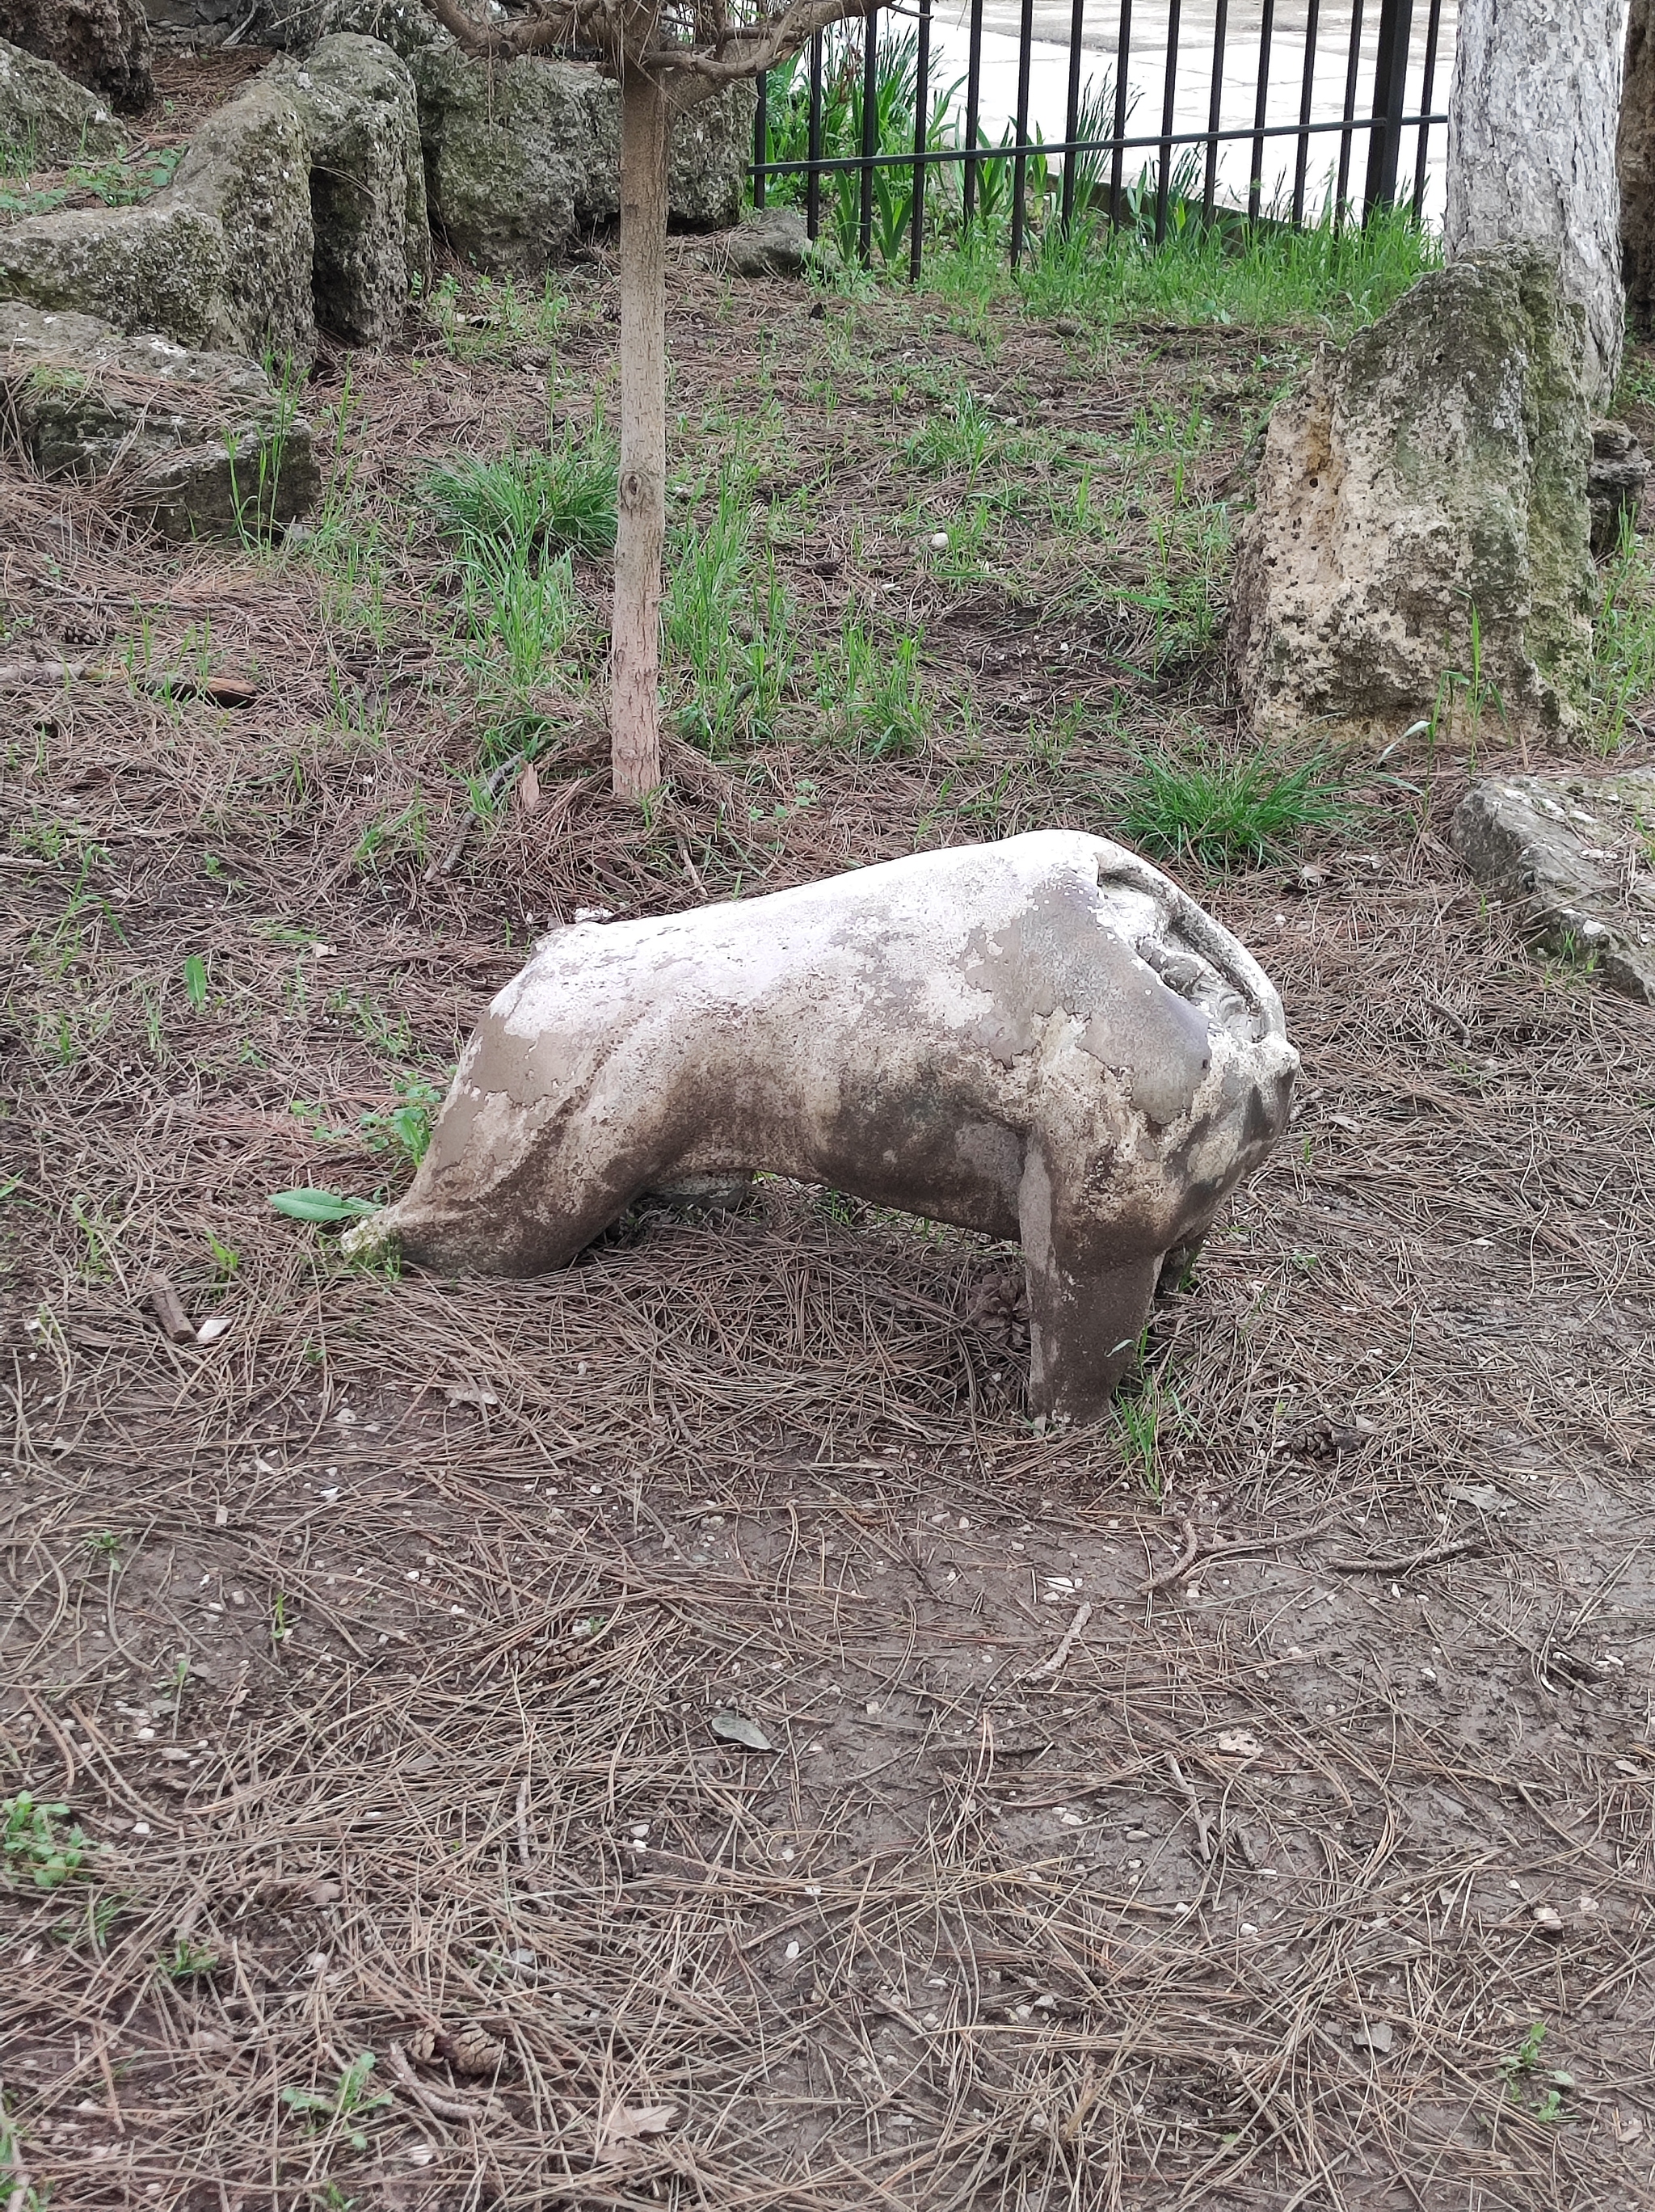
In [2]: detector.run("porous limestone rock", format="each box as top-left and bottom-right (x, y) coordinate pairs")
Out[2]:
(1451, 767), (1655, 1000)
(0, 36), (124, 162)
(0, 301), (319, 535)
(0, 70), (315, 365)
(412, 45), (755, 276)
(1228, 245), (1595, 748)
(275, 32), (428, 343)
(0, 0), (150, 116)
(725, 204), (813, 279)
(258, 0), (439, 59)
(343, 832), (1298, 1428)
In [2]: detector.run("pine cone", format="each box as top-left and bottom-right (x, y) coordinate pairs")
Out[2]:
(966, 1270), (1030, 1350)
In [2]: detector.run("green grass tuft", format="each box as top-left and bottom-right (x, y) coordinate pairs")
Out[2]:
(935, 200), (1438, 338)
(424, 432), (617, 562)
(1590, 515), (1655, 749)
(1117, 743), (1352, 868)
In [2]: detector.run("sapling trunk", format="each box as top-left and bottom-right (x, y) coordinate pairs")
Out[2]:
(610, 61), (670, 802)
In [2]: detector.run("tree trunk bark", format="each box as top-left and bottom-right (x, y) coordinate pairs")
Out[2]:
(1620, 0), (1655, 335)
(609, 62), (669, 803)
(1446, 0), (1629, 407)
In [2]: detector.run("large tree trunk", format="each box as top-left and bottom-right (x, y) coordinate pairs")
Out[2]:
(610, 63), (670, 803)
(1620, 0), (1655, 335)
(1446, 0), (1628, 407)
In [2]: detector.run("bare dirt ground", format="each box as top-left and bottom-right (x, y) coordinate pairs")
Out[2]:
(3, 214), (1655, 2210)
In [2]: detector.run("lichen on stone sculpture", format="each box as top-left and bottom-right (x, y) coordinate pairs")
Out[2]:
(1228, 244), (1595, 749)
(345, 833), (1298, 1427)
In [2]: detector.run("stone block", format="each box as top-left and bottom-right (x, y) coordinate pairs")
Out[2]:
(0, 299), (319, 536)
(412, 46), (755, 277)
(0, 0), (150, 116)
(725, 204), (812, 278)
(276, 32), (427, 343)
(1589, 419), (1649, 555)
(1229, 245), (1595, 748)
(1452, 767), (1655, 1001)
(0, 35), (124, 163)
(0, 69), (316, 365)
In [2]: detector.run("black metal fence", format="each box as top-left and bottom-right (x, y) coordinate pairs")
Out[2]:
(752, 0), (1447, 279)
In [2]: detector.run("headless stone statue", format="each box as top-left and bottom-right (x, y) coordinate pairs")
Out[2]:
(347, 832), (1297, 1424)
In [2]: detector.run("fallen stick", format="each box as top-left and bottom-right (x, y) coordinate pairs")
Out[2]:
(0, 659), (256, 705)
(1328, 1536), (1486, 1577)
(1140, 1511), (1344, 1596)
(1140, 1519), (1200, 1596)
(515, 1772), (533, 1868)
(1163, 1751), (1213, 1861)
(1021, 1600), (1092, 1683)
(386, 2042), (499, 2123)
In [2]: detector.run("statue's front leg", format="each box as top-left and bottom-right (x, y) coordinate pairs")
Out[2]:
(1017, 1148), (1163, 1426)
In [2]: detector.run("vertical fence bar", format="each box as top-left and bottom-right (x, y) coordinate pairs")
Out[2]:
(1154, 0), (1182, 243)
(1108, 0), (1134, 225)
(963, 0), (984, 225)
(1246, 0), (1274, 221)
(1061, 0), (1086, 232)
(1362, 0), (1413, 214)
(753, 72), (768, 210)
(1010, 0), (1035, 264)
(1411, 0), (1442, 217)
(1333, 0), (1365, 230)
(1202, 0), (1228, 221)
(911, 0), (932, 280)
(806, 29), (823, 240)
(859, 7), (878, 264)
(1291, 0), (1320, 225)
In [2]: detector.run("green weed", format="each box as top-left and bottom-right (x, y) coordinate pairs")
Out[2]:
(427, 270), (565, 360)
(183, 953), (209, 1012)
(1498, 2020), (1571, 2122)
(3, 1793), (89, 1889)
(1117, 742), (1351, 868)
(166, 1936), (220, 1979)
(1112, 1365), (1171, 1498)
(359, 1077), (442, 1169)
(281, 2052), (392, 2152)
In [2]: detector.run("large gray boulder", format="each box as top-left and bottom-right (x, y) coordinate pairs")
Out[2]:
(0, 36), (124, 162)
(1451, 768), (1655, 1001)
(274, 32), (428, 343)
(1228, 245), (1595, 748)
(0, 70), (316, 367)
(0, 0), (150, 116)
(412, 46), (755, 276)
(0, 301), (320, 537)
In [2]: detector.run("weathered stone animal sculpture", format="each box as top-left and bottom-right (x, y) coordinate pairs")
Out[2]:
(350, 832), (1297, 1423)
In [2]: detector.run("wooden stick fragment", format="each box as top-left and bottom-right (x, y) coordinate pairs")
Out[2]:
(1163, 1751), (1213, 1861)
(1328, 1536), (1486, 1577)
(1140, 1518), (1200, 1596)
(1021, 1600), (1092, 1683)
(147, 1275), (196, 1344)
(386, 2042), (499, 2123)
